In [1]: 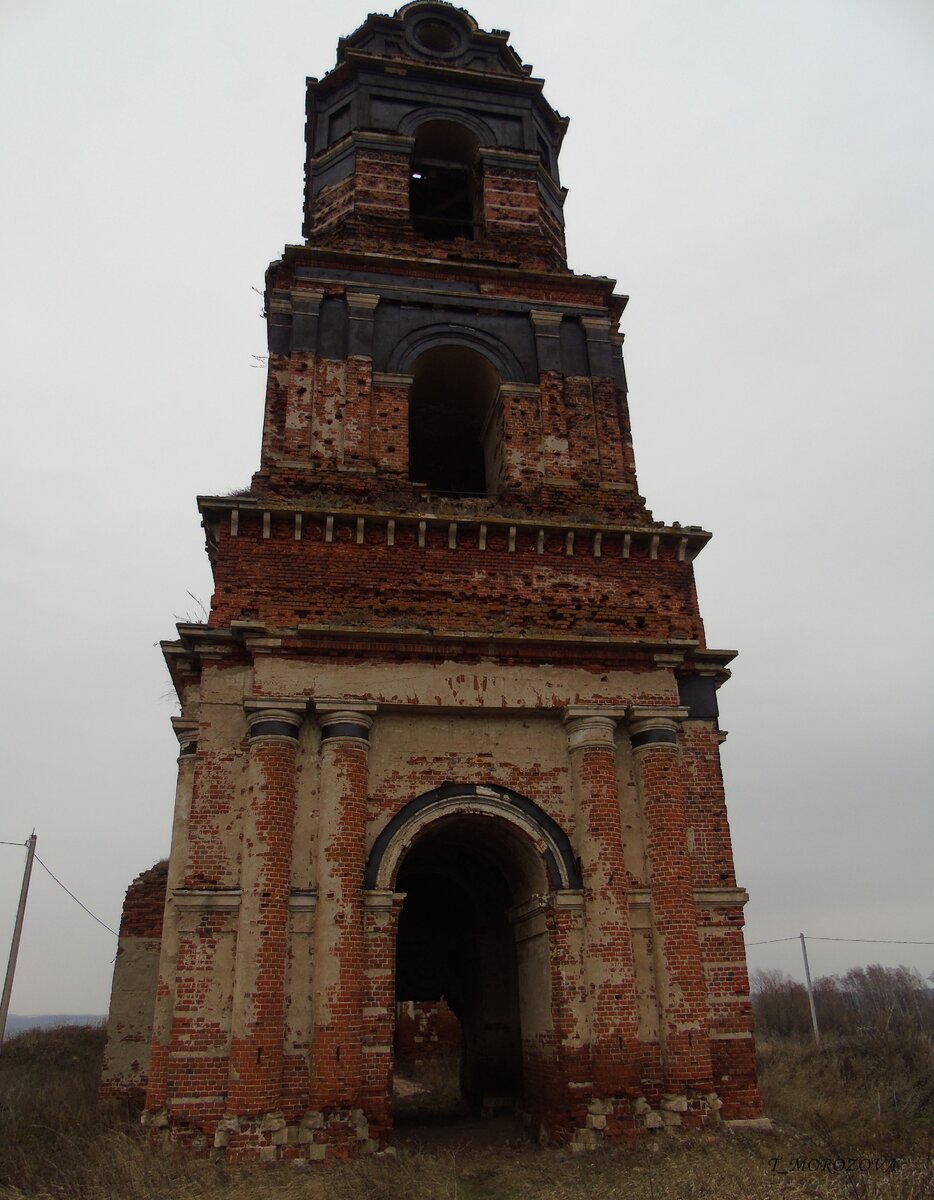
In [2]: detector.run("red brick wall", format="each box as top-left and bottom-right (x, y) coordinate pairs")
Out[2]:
(206, 514), (705, 644)
(394, 1000), (461, 1070)
(118, 861), (168, 939)
(306, 154), (566, 272)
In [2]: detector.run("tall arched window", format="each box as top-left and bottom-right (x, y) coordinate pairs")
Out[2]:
(410, 120), (481, 240)
(408, 345), (501, 496)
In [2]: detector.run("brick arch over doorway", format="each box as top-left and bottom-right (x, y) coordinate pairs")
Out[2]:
(365, 782), (583, 892)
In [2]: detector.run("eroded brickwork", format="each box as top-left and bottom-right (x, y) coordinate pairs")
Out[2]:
(100, 862), (168, 1101)
(102, 1), (763, 1158)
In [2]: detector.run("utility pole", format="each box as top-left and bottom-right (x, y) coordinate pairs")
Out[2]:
(0, 832), (37, 1049)
(800, 932), (821, 1046)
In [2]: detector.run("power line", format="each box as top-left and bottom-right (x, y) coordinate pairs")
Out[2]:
(33, 855), (118, 938)
(9, 840), (933, 952)
(748, 934), (934, 947)
(808, 936), (934, 946)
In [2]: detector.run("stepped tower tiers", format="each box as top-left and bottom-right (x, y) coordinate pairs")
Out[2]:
(100, 2), (765, 1159)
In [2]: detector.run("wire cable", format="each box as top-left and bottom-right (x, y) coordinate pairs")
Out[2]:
(0, 839), (28, 847)
(748, 935), (933, 947)
(33, 855), (118, 938)
(807, 936), (934, 945)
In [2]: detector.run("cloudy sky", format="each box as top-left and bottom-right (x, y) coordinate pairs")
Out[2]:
(1, 0), (931, 1018)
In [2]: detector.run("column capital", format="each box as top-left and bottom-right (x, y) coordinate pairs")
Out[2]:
(244, 698), (307, 742)
(363, 889), (406, 913)
(580, 315), (613, 337)
(316, 700), (377, 744)
(563, 707), (619, 750)
(531, 310), (562, 371)
(626, 705), (689, 750)
(346, 293), (380, 357)
(289, 286), (325, 309)
(345, 291), (380, 313)
(171, 717), (199, 758)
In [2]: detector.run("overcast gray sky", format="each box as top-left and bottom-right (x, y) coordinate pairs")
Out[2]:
(1, 0), (932, 1017)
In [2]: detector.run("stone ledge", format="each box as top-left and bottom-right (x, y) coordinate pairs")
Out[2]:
(172, 890), (241, 912)
(725, 1117), (775, 1133)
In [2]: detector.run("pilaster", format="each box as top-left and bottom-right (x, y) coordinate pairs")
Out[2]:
(627, 705), (713, 1099)
(360, 889), (406, 1140)
(563, 709), (640, 1096)
(227, 701), (305, 1115)
(146, 718), (198, 1110)
(308, 703), (376, 1113)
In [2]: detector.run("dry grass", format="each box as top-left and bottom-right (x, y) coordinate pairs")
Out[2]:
(1, 1025), (932, 1200)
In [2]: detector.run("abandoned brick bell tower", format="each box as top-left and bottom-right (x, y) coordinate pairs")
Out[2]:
(101, 1), (764, 1158)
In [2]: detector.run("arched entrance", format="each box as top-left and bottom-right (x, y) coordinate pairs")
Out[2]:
(366, 784), (582, 1128)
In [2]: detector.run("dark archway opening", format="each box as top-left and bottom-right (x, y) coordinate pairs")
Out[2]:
(407, 345), (502, 496)
(410, 120), (481, 240)
(392, 814), (545, 1125)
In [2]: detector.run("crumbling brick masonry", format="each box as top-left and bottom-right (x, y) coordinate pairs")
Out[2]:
(101, 1), (764, 1159)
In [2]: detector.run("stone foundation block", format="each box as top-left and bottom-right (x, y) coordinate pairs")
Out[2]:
(726, 1117), (775, 1133)
(214, 1118), (238, 1149)
(572, 1127), (600, 1148)
(587, 1098), (613, 1116)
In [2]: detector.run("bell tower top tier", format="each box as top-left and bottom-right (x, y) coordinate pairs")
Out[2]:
(303, 1), (569, 270)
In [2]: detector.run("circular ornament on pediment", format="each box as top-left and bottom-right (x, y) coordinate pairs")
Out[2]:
(402, 5), (471, 59)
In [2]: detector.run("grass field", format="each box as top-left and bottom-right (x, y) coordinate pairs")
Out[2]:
(0, 1024), (931, 1199)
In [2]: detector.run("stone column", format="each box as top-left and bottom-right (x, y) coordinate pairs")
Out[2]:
(360, 889), (405, 1143)
(308, 704), (375, 1117)
(564, 710), (640, 1096)
(627, 707), (713, 1097)
(145, 718), (198, 1112)
(227, 702), (305, 1117)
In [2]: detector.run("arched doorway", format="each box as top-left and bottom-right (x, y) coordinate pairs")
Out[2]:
(366, 784), (582, 1129)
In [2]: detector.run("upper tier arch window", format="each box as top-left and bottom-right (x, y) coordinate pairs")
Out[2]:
(410, 120), (481, 241)
(408, 345), (501, 497)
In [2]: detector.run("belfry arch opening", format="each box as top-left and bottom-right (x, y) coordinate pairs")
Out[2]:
(391, 811), (551, 1124)
(407, 345), (502, 496)
(410, 120), (481, 240)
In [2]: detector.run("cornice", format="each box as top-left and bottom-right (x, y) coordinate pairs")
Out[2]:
(164, 619), (719, 671)
(197, 496), (711, 561)
(273, 243), (621, 300)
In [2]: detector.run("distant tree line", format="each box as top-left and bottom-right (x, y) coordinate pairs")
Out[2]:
(752, 965), (934, 1038)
